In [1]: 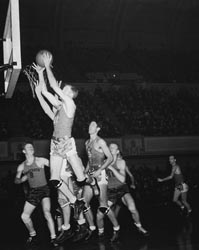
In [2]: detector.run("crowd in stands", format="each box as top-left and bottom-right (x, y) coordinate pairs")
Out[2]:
(5, 83), (199, 139)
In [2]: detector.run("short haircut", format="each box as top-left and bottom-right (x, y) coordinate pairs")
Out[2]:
(21, 141), (33, 150)
(61, 83), (79, 98)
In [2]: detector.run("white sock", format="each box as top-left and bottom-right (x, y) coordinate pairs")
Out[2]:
(113, 226), (120, 231)
(30, 231), (36, 237)
(78, 219), (86, 225)
(62, 224), (70, 231)
(135, 223), (141, 228)
(51, 234), (56, 240)
(90, 226), (96, 231)
(98, 228), (104, 234)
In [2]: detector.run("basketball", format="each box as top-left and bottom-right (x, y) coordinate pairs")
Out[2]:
(35, 50), (53, 67)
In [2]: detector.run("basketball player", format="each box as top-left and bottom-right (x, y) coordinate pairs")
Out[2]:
(35, 54), (97, 188)
(33, 75), (87, 242)
(157, 155), (192, 214)
(83, 121), (120, 242)
(111, 164), (137, 218)
(34, 54), (88, 181)
(107, 143), (149, 236)
(14, 142), (57, 247)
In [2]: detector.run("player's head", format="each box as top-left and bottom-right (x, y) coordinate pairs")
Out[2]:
(88, 121), (102, 135)
(169, 155), (176, 165)
(109, 143), (120, 156)
(62, 84), (78, 99)
(22, 142), (34, 156)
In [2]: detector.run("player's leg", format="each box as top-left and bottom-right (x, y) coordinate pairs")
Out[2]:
(113, 204), (121, 218)
(50, 155), (77, 204)
(181, 184), (192, 213)
(122, 193), (149, 236)
(97, 179), (120, 242)
(173, 188), (184, 210)
(66, 139), (99, 193)
(65, 138), (86, 182)
(21, 201), (37, 244)
(41, 197), (56, 240)
(55, 191), (74, 244)
(83, 184), (96, 234)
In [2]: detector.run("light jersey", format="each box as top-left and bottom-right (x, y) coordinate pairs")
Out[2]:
(23, 158), (47, 188)
(107, 161), (124, 189)
(86, 136), (105, 172)
(53, 105), (74, 138)
(173, 166), (184, 186)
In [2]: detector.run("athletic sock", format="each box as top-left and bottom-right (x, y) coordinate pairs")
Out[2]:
(62, 224), (70, 231)
(113, 226), (120, 231)
(90, 226), (96, 231)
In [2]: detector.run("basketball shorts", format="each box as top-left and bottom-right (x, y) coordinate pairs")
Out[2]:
(175, 182), (189, 193)
(108, 183), (130, 205)
(27, 185), (50, 207)
(88, 168), (108, 185)
(50, 136), (77, 158)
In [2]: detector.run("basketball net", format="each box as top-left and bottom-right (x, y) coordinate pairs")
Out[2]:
(23, 65), (37, 98)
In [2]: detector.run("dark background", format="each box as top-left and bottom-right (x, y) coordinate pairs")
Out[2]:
(1, 0), (199, 86)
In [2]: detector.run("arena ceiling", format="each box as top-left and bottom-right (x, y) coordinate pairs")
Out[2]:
(1, 0), (199, 82)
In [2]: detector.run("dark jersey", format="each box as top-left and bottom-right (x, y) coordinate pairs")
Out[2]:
(53, 105), (74, 138)
(23, 158), (47, 188)
(86, 136), (105, 172)
(107, 162), (124, 189)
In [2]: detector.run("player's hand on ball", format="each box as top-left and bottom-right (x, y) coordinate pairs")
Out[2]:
(42, 52), (53, 68)
(32, 63), (44, 74)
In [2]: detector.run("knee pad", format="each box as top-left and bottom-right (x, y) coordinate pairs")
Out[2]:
(98, 206), (110, 215)
(76, 178), (87, 187)
(50, 179), (63, 189)
(83, 206), (91, 214)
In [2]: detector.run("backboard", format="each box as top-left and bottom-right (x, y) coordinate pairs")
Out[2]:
(3, 0), (21, 98)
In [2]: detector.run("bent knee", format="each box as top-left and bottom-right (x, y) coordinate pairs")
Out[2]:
(21, 212), (30, 222)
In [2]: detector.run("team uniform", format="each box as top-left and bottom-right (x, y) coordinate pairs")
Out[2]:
(174, 169), (188, 193)
(158, 156), (192, 216)
(86, 136), (108, 186)
(50, 105), (77, 158)
(23, 158), (50, 206)
(107, 162), (130, 205)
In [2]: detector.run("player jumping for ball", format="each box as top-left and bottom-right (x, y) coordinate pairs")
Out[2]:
(32, 53), (98, 235)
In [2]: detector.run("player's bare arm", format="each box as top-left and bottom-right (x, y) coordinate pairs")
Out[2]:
(92, 139), (113, 178)
(15, 163), (28, 184)
(34, 80), (55, 120)
(158, 165), (176, 182)
(108, 159), (126, 183)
